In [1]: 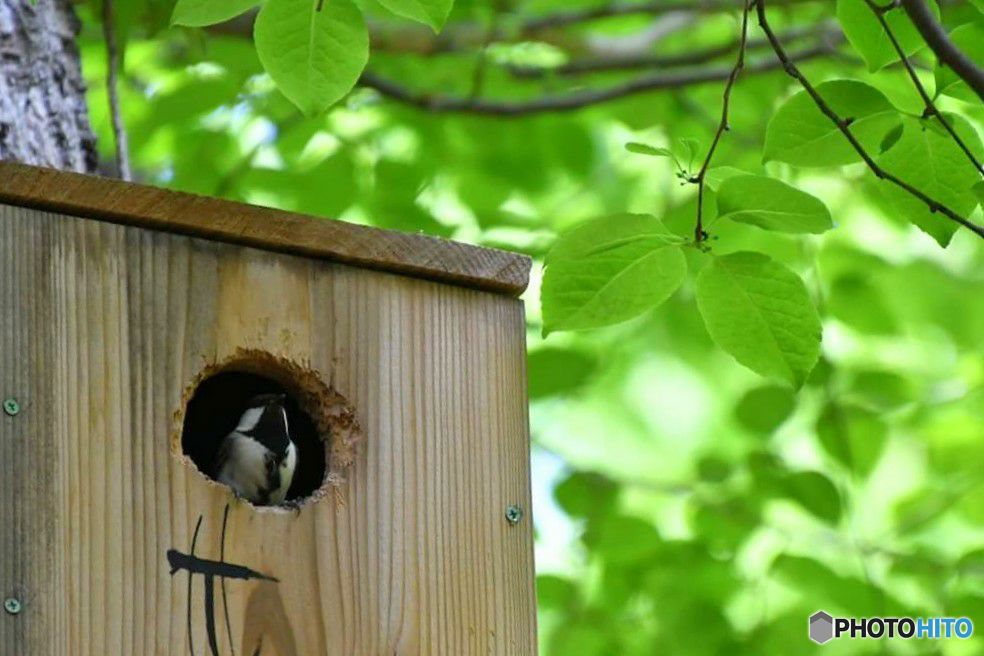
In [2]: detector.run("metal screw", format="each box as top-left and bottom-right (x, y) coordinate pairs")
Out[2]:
(3, 598), (21, 615)
(505, 505), (524, 526)
(2, 398), (19, 417)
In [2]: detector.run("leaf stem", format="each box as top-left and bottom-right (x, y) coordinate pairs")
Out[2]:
(756, 0), (984, 240)
(692, 0), (753, 244)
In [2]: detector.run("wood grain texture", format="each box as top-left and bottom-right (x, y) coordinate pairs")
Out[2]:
(0, 203), (536, 655)
(0, 161), (532, 297)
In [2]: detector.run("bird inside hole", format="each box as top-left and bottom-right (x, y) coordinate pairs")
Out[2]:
(214, 393), (298, 506)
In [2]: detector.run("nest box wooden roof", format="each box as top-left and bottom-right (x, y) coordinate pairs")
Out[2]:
(0, 161), (531, 296)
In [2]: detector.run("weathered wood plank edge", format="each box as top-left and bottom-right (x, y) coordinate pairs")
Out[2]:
(0, 161), (531, 297)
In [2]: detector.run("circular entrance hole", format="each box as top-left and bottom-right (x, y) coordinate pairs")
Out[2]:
(177, 350), (362, 507)
(182, 371), (325, 504)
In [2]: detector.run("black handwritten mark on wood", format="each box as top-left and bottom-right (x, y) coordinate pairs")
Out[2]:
(167, 505), (279, 656)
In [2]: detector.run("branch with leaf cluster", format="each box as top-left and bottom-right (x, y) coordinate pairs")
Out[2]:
(204, 0), (843, 116)
(756, 0), (984, 240)
(862, 0), (982, 175)
(900, 0), (984, 102)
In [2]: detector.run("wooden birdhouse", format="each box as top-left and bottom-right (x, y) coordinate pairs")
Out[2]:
(0, 162), (535, 655)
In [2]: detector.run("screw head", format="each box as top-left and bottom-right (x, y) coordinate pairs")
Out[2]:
(2, 398), (19, 417)
(505, 505), (524, 526)
(3, 598), (21, 615)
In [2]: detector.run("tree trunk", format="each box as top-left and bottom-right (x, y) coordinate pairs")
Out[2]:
(0, 0), (97, 172)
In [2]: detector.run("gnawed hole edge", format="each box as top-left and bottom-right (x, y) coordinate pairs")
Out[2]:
(172, 348), (362, 507)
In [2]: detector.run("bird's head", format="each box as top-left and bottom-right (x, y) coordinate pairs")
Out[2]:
(236, 392), (292, 457)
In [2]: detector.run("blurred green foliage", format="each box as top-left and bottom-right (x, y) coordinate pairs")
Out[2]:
(74, 0), (984, 652)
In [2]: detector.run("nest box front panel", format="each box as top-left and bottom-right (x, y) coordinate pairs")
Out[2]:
(0, 204), (535, 655)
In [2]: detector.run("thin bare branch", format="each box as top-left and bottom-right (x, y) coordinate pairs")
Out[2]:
(691, 0), (753, 244)
(101, 0), (131, 181)
(359, 44), (836, 116)
(757, 0), (984, 240)
(508, 22), (839, 79)
(863, 0), (982, 175)
(523, 0), (824, 32)
(900, 0), (984, 102)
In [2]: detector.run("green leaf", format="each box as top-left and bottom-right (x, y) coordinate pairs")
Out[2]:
(171, 0), (258, 26)
(827, 274), (897, 335)
(541, 214), (687, 334)
(734, 385), (796, 434)
(816, 403), (888, 477)
(763, 80), (901, 166)
(936, 23), (984, 102)
(254, 0), (369, 115)
(704, 166), (749, 192)
(584, 515), (661, 565)
(782, 471), (842, 525)
(837, 0), (938, 71)
(554, 472), (619, 519)
(975, 181), (984, 207)
(377, 0), (453, 31)
(697, 456), (732, 482)
(695, 252), (822, 387)
(876, 116), (984, 246)
(847, 370), (915, 411)
(716, 175), (833, 234)
(528, 347), (596, 399)
(625, 142), (674, 159)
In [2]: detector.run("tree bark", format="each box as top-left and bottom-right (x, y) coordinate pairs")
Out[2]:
(0, 0), (97, 172)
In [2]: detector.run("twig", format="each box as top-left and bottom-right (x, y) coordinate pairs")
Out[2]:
(102, 0), (131, 181)
(523, 0), (823, 32)
(900, 0), (984, 102)
(690, 0), (753, 244)
(756, 0), (984, 240)
(508, 22), (839, 79)
(359, 44), (835, 116)
(863, 0), (982, 175)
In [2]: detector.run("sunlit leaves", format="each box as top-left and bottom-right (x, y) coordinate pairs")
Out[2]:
(772, 555), (881, 614)
(763, 80), (900, 166)
(837, 0), (937, 71)
(542, 214), (686, 335)
(782, 471), (841, 525)
(876, 116), (984, 246)
(716, 175), (833, 233)
(695, 252), (821, 387)
(254, 0), (369, 115)
(377, 0), (453, 31)
(171, 0), (257, 26)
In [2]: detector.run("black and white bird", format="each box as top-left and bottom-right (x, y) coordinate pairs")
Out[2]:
(214, 393), (298, 506)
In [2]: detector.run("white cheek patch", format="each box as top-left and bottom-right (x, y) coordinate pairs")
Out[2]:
(236, 407), (263, 433)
